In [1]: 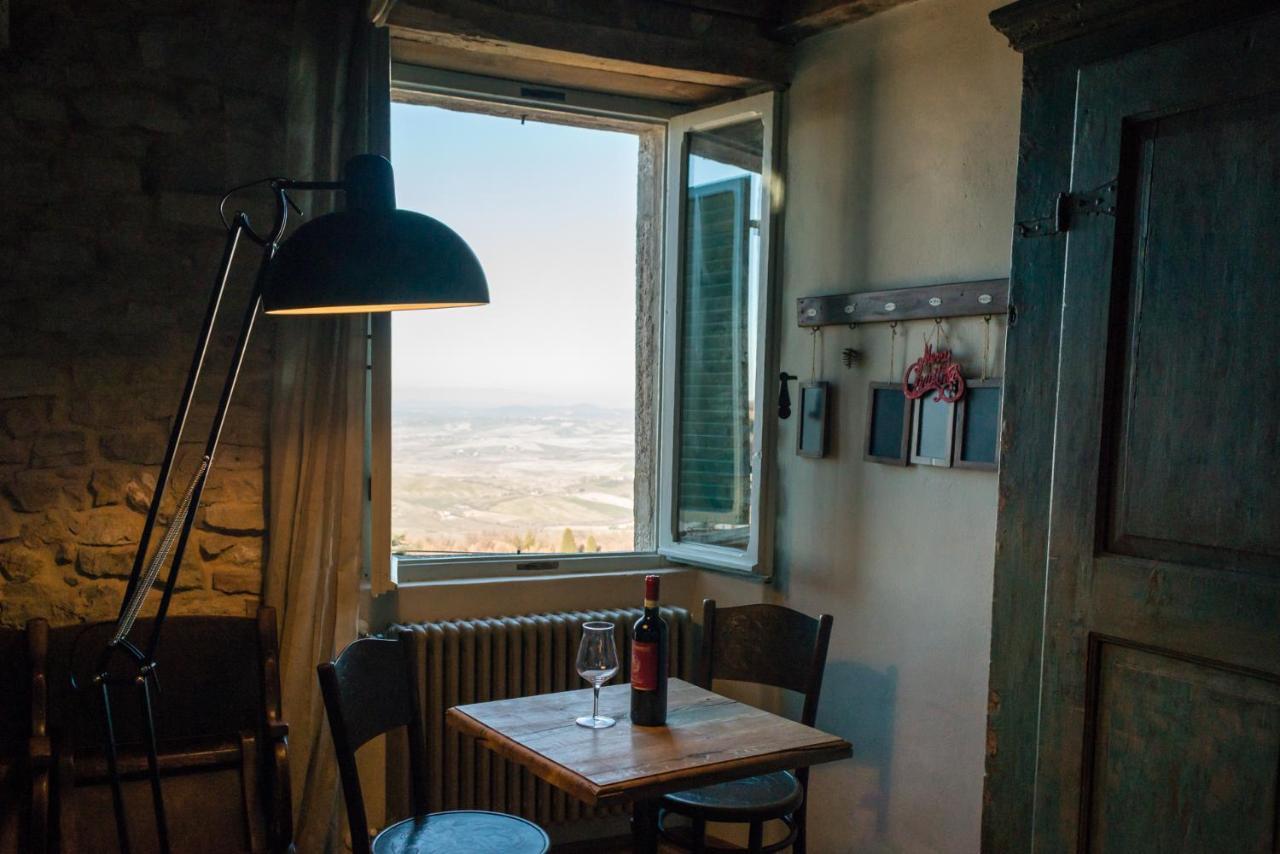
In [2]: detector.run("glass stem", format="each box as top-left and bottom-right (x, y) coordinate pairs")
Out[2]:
(593, 685), (600, 720)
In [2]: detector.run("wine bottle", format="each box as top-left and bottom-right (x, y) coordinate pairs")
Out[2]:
(630, 574), (669, 726)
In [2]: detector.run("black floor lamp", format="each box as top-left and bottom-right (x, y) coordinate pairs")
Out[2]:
(89, 154), (488, 854)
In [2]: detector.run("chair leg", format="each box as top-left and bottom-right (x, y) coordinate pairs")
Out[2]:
(748, 820), (764, 854)
(692, 816), (706, 854)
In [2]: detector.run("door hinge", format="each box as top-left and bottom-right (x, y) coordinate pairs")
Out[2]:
(1015, 179), (1117, 238)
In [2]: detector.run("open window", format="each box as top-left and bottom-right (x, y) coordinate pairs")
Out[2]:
(657, 93), (781, 577)
(370, 65), (781, 586)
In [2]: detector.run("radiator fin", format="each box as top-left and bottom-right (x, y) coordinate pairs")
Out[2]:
(391, 605), (691, 825)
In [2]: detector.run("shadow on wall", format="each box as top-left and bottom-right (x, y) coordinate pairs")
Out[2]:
(813, 660), (898, 835)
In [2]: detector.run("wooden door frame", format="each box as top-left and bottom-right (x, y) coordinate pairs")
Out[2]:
(981, 1), (1280, 851)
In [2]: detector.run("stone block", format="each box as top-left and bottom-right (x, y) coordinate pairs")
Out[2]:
(31, 430), (87, 467)
(211, 568), (261, 595)
(0, 542), (46, 583)
(126, 472), (158, 514)
(202, 468), (263, 504)
(7, 469), (69, 511)
(0, 505), (19, 541)
(70, 390), (173, 429)
(0, 576), (83, 628)
(200, 533), (261, 569)
(200, 501), (264, 535)
(90, 467), (129, 506)
(0, 358), (58, 399)
(100, 429), (167, 465)
(1, 396), (52, 438)
(77, 545), (135, 578)
(20, 509), (78, 547)
(0, 438), (29, 465)
(75, 506), (142, 546)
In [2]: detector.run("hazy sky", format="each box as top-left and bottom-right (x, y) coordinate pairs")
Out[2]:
(390, 103), (640, 409)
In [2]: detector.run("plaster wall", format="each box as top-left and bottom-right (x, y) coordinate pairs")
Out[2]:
(759, 0), (1021, 849)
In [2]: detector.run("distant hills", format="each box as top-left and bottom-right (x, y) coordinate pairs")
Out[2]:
(391, 401), (636, 556)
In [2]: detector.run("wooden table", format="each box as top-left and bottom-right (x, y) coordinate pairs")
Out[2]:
(447, 678), (852, 853)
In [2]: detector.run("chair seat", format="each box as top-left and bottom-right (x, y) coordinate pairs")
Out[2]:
(373, 810), (550, 854)
(661, 771), (804, 822)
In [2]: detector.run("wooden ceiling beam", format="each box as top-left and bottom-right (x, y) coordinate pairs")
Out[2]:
(380, 0), (792, 91)
(772, 0), (919, 42)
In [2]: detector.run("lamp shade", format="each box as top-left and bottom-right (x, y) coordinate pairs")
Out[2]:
(262, 155), (488, 315)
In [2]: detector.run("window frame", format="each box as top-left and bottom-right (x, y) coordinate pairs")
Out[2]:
(656, 91), (781, 579)
(372, 67), (781, 587)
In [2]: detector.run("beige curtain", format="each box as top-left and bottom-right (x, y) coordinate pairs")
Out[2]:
(266, 2), (389, 852)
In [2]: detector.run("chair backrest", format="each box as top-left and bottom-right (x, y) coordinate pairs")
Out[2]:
(317, 636), (427, 854)
(696, 599), (833, 727)
(34, 608), (292, 853)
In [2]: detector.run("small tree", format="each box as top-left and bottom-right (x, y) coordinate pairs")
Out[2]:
(585, 534), (600, 553)
(559, 527), (576, 553)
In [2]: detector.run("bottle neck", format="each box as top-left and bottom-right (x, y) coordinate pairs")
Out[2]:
(643, 598), (658, 616)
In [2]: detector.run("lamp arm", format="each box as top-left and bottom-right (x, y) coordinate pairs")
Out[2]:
(141, 239), (274, 660)
(101, 217), (249, 667)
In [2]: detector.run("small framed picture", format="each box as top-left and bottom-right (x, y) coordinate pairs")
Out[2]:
(954, 379), (1002, 471)
(910, 394), (955, 467)
(796, 382), (831, 458)
(864, 382), (911, 465)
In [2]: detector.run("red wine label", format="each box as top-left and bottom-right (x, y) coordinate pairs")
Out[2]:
(631, 641), (659, 691)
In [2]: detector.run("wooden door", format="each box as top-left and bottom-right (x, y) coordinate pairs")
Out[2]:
(1016, 12), (1280, 853)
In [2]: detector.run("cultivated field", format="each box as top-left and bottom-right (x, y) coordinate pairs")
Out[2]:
(391, 402), (636, 555)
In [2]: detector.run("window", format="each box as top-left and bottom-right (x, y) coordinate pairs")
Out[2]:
(374, 68), (779, 584)
(658, 94), (779, 576)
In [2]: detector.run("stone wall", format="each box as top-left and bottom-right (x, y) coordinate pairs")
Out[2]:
(0, 0), (293, 628)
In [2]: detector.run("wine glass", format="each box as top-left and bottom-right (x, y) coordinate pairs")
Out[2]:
(575, 622), (619, 729)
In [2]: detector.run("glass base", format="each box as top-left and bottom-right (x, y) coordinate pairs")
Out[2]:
(575, 714), (616, 729)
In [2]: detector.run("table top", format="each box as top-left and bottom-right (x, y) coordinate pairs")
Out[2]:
(446, 678), (852, 805)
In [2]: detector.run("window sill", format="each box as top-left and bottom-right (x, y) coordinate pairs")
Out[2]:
(395, 564), (690, 590)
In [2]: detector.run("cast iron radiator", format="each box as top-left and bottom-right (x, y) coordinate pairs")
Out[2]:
(389, 606), (692, 826)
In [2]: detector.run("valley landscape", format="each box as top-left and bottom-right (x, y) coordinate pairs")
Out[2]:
(391, 401), (636, 556)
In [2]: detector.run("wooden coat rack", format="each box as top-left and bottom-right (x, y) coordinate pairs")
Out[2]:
(797, 278), (1009, 327)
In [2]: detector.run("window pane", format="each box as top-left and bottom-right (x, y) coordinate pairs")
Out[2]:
(675, 118), (764, 550)
(390, 103), (640, 557)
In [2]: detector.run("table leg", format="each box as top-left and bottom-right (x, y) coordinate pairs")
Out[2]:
(631, 798), (660, 854)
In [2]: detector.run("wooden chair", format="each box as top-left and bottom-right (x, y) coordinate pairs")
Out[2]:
(658, 600), (834, 854)
(30, 608), (293, 853)
(317, 636), (550, 854)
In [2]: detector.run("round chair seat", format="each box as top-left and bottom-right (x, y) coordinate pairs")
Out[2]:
(661, 771), (804, 822)
(373, 810), (550, 854)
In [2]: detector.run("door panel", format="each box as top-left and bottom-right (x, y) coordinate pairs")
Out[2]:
(1105, 96), (1280, 569)
(1034, 12), (1280, 852)
(1086, 642), (1280, 854)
